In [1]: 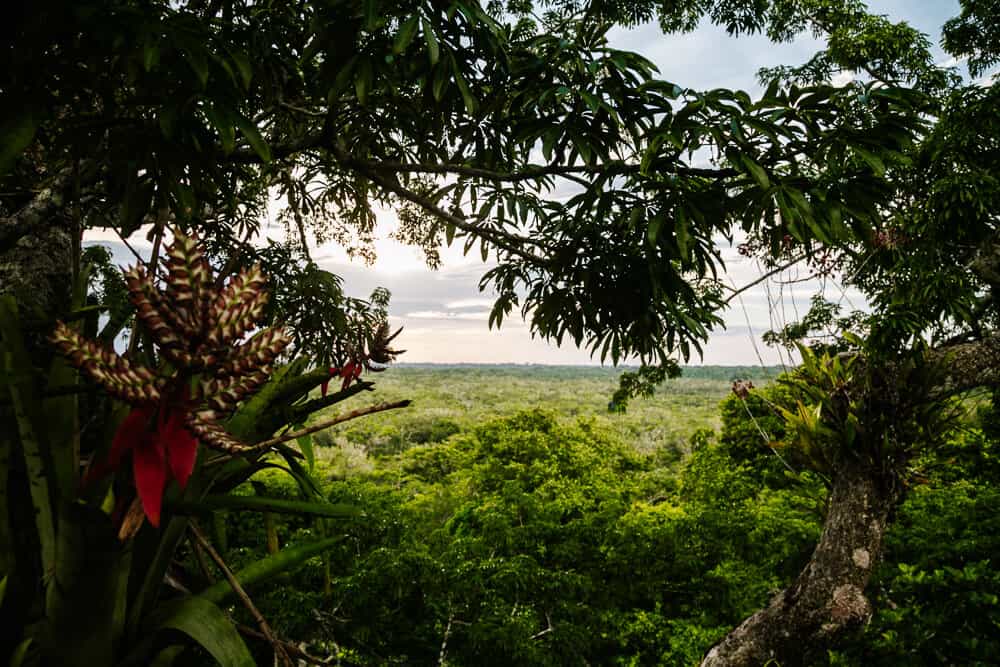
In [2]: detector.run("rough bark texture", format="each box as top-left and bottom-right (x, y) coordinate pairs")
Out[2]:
(929, 334), (1000, 396)
(701, 459), (898, 667)
(0, 188), (74, 365)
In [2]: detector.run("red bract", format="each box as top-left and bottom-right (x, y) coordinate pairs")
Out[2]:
(321, 366), (339, 398)
(108, 405), (198, 527)
(339, 361), (362, 390)
(321, 363), (363, 397)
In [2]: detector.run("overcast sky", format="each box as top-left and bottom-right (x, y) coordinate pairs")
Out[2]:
(87, 1), (966, 367)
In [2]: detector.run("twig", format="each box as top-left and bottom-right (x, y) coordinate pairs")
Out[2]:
(332, 145), (551, 266)
(723, 253), (808, 305)
(113, 229), (147, 264)
(240, 400), (412, 453)
(189, 532), (217, 585)
(530, 613), (554, 640)
(438, 607), (453, 667)
(235, 624), (334, 665)
(189, 523), (294, 667)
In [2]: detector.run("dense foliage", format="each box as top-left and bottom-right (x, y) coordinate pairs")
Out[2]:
(3, 0), (1000, 663)
(200, 375), (999, 665)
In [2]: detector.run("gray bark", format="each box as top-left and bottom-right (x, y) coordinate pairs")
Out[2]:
(702, 459), (898, 666)
(0, 181), (76, 364)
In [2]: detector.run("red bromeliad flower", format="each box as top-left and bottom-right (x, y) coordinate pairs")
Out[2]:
(109, 403), (198, 527)
(321, 361), (363, 397)
(52, 231), (292, 532)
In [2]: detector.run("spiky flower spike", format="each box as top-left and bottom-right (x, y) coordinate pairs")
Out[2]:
(52, 230), (290, 528)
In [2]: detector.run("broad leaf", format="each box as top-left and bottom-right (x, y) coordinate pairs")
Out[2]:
(145, 597), (254, 667)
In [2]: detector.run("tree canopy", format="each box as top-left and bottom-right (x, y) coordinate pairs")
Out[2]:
(2, 0), (999, 665)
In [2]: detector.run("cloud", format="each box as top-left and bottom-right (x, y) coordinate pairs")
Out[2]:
(405, 310), (492, 321)
(445, 297), (497, 309)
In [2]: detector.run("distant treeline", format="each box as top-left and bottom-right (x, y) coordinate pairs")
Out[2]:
(392, 363), (784, 381)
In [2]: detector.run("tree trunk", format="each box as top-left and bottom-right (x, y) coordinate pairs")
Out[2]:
(0, 186), (74, 366)
(701, 458), (899, 666)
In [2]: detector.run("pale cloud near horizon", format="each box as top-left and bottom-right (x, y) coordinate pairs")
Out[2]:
(84, 1), (959, 367)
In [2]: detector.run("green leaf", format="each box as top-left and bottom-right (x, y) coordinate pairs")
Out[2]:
(9, 639), (32, 667)
(0, 297), (56, 576)
(432, 60), (450, 102)
(182, 47), (209, 88)
(738, 154), (770, 189)
(199, 536), (341, 605)
(0, 112), (36, 176)
(675, 212), (691, 261)
(147, 598), (253, 667)
(204, 104), (236, 155)
(43, 353), (79, 500)
(234, 114), (271, 163)
(394, 14), (420, 54)
(647, 215), (663, 245)
(453, 67), (478, 114)
(297, 433), (315, 471)
(149, 646), (185, 667)
(854, 146), (886, 176)
(423, 18), (440, 65)
(142, 41), (159, 72)
(362, 0), (379, 31)
(169, 494), (359, 519)
(44, 503), (123, 667)
(355, 58), (373, 105)
(120, 178), (155, 236)
(227, 49), (253, 89)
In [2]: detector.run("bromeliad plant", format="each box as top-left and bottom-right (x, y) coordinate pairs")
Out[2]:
(0, 231), (409, 667)
(52, 232), (291, 527)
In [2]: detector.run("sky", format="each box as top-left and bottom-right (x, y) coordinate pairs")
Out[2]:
(86, 1), (966, 367)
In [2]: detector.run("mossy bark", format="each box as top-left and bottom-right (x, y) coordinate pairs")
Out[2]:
(702, 460), (898, 666)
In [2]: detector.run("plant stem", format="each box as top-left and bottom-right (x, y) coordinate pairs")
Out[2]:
(243, 400), (411, 453)
(189, 522), (294, 667)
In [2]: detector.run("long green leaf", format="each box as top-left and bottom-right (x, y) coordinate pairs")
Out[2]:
(9, 639), (33, 667)
(199, 536), (340, 605)
(296, 433), (315, 471)
(0, 297), (56, 575)
(393, 14), (420, 54)
(169, 494), (359, 519)
(234, 114), (271, 163)
(44, 354), (78, 500)
(422, 18), (439, 64)
(144, 597), (254, 667)
(44, 503), (122, 667)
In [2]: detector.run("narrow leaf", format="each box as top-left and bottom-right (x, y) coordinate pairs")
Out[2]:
(234, 114), (271, 162)
(0, 297), (56, 575)
(393, 14), (420, 54)
(296, 433), (315, 471)
(423, 18), (440, 65)
(169, 494), (359, 519)
(199, 536), (341, 605)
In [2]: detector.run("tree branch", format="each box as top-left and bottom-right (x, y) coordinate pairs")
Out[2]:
(235, 624), (334, 666)
(927, 333), (1000, 397)
(0, 162), (99, 252)
(723, 253), (809, 305)
(331, 146), (551, 266)
(244, 399), (412, 453)
(289, 380), (377, 423)
(189, 522), (294, 667)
